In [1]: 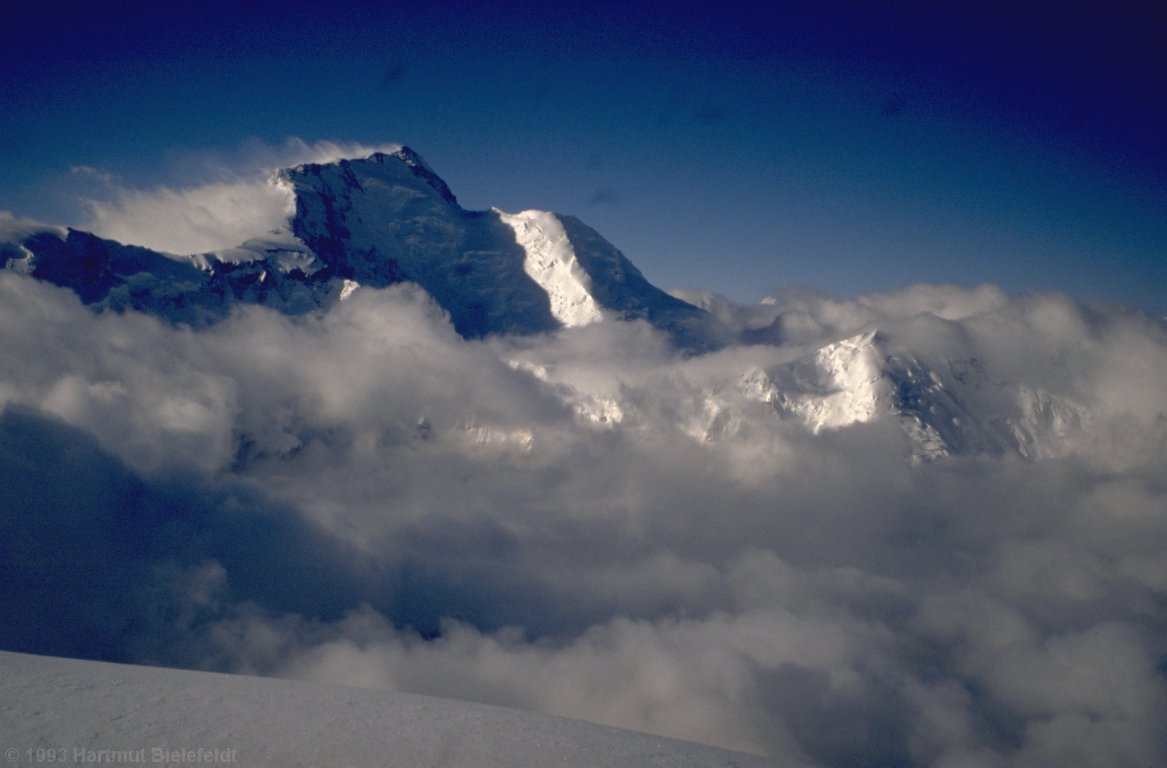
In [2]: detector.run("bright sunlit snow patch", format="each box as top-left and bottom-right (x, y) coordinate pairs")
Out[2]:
(772, 331), (884, 433)
(497, 209), (604, 327)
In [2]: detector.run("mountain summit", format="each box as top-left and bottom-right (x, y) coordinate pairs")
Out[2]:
(0, 147), (716, 346)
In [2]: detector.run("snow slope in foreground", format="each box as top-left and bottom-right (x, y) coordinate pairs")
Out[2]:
(0, 652), (783, 768)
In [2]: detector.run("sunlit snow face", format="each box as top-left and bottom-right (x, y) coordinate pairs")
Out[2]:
(0, 274), (1165, 767)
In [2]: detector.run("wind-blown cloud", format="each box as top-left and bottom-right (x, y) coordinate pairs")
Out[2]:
(79, 177), (295, 255)
(74, 138), (401, 255)
(0, 272), (1164, 766)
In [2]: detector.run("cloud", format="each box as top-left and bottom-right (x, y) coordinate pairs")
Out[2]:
(69, 164), (121, 186)
(0, 272), (1164, 766)
(74, 138), (402, 254)
(79, 177), (295, 254)
(259, 137), (403, 168)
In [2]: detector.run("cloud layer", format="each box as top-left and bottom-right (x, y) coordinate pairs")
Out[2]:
(0, 273), (1164, 766)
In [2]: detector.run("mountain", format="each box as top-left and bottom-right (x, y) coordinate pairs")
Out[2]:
(736, 328), (1085, 462)
(507, 321), (1096, 464)
(0, 148), (1113, 463)
(0, 147), (717, 346)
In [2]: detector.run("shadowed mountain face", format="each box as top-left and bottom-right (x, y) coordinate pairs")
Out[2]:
(282, 151), (560, 338)
(1, 147), (718, 346)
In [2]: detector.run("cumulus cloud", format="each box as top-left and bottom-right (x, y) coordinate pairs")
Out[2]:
(74, 138), (402, 255)
(0, 272), (1165, 766)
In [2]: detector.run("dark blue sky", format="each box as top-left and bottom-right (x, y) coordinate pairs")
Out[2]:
(3, 0), (1164, 312)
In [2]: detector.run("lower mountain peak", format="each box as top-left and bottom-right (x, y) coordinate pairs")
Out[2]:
(738, 327), (1095, 462)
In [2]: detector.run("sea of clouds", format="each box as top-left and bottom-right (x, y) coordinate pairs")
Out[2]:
(1, 269), (1164, 767)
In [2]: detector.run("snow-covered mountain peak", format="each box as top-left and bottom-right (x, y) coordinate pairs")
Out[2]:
(0, 146), (1119, 464)
(769, 329), (886, 433)
(376, 145), (460, 205)
(1, 147), (719, 345)
(713, 324), (1100, 462)
(223, 149), (718, 343)
(280, 145), (459, 208)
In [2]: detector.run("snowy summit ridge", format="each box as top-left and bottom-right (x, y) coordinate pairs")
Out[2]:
(0, 147), (713, 345)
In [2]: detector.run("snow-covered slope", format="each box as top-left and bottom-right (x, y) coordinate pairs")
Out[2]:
(748, 322), (1105, 461)
(0, 651), (782, 768)
(745, 329), (1022, 461)
(498, 209), (604, 326)
(0, 219), (337, 327)
(1, 148), (716, 345)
